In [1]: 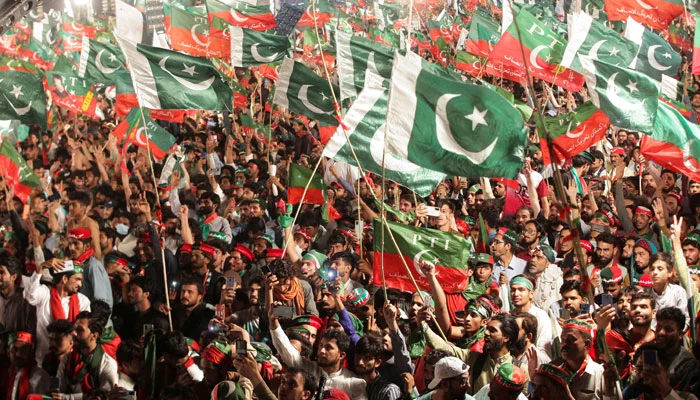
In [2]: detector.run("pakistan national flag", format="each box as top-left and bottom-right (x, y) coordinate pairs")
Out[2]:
(336, 31), (394, 101)
(116, 35), (233, 111)
(579, 56), (659, 133)
(561, 11), (639, 74)
(0, 139), (41, 203)
(0, 71), (46, 129)
(385, 51), (527, 179)
(79, 37), (127, 84)
(273, 58), (338, 126)
(624, 17), (681, 82)
(230, 26), (290, 67)
(322, 85), (445, 197)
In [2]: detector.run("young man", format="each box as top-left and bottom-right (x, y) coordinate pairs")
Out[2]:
(4, 332), (51, 399)
(510, 275), (552, 356)
(43, 319), (75, 376)
(276, 367), (318, 400)
(491, 227), (527, 313)
(115, 276), (169, 341)
(417, 356), (474, 400)
(171, 278), (215, 340)
(629, 291), (656, 349)
(67, 227), (113, 310)
(0, 252), (36, 334)
(511, 312), (550, 379)
(527, 245), (563, 311)
(649, 253), (690, 328)
(354, 334), (402, 400)
(654, 307), (700, 395)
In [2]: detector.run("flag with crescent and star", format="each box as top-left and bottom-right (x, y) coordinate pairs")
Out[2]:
(229, 26), (290, 67)
(487, 5), (584, 91)
(454, 51), (487, 77)
(205, 0), (276, 32)
(336, 31), (394, 101)
(604, 0), (684, 31)
(296, 0), (335, 28)
(372, 218), (472, 294)
(0, 71), (46, 129)
(579, 56), (659, 133)
(0, 56), (40, 74)
(78, 37), (127, 85)
(536, 101), (611, 163)
(624, 17), (681, 82)
(322, 85), (446, 197)
(44, 71), (98, 118)
(465, 12), (500, 59)
(116, 35), (233, 111)
(61, 18), (97, 38)
(169, 4), (210, 57)
(112, 107), (176, 160)
(560, 11), (639, 75)
(21, 36), (57, 70)
(385, 51), (528, 179)
(273, 58), (339, 127)
(0, 138), (42, 203)
(640, 102), (700, 183)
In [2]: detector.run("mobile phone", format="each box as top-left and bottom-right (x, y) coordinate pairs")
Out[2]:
(63, 260), (74, 271)
(171, 281), (179, 289)
(560, 308), (571, 320)
(272, 305), (295, 320)
(236, 339), (248, 355)
(48, 192), (61, 202)
(579, 303), (591, 315)
(216, 304), (226, 320)
(225, 276), (237, 288)
(143, 324), (154, 335)
(209, 321), (228, 333)
(601, 293), (614, 306)
(643, 349), (658, 365)
(426, 206), (440, 217)
(325, 267), (338, 282)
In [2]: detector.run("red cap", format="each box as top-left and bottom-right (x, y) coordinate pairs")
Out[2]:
(611, 147), (625, 156)
(322, 389), (351, 400)
(579, 240), (593, 254)
(639, 274), (653, 287)
(181, 243), (193, 253)
(197, 243), (216, 257)
(68, 227), (91, 240)
(294, 229), (312, 242)
(16, 331), (34, 345)
(666, 191), (683, 204)
(234, 244), (254, 262)
(267, 248), (284, 259)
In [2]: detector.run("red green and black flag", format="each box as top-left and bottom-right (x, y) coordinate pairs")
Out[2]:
(112, 107), (177, 160)
(45, 71), (98, 118)
(454, 51), (486, 77)
(296, 0), (335, 28)
(288, 164), (325, 205)
(604, 0), (683, 31)
(0, 139), (42, 203)
(693, 19), (700, 75)
(669, 23), (692, 52)
(465, 12), (499, 58)
(169, 4), (210, 57)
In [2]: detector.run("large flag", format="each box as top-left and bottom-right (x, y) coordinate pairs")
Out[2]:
(694, 20), (700, 75)
(560, 11), (639, 74)
(116, 36), (233, 111)
(61, 19), (97, 38)
(373, 218), (472, 293)
(385, 52), (527, 179)
(604, 0), (683, 30)
(0, 139), (41, 203)
(487, 6), (584, 91)
(112, 107), (176, 160)
(0, 71), (46, 129)
(625, 17), (681, 82)
(0, 57), (40, 73)
(454, 51), (487, 77)
(78, 38), (128, 84)
(465, 12), (499, 58)
(273, 58), (338, 126)
(296, 0), (334, 28)
(45, 72), (98, 118)
(206, 0), (276, 31)
(640, 102), (700, 182)
(169, 4), (210, 57)
(288, 164), (325, 205)
(336, 31), (394, 101)
(230, 26), (290, 66)
(322, 86), (445, 197)
(579, 56), (659, 133)
(537, 102), (610, 162)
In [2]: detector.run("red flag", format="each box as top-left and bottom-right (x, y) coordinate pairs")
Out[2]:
(604, 0), (684, 30)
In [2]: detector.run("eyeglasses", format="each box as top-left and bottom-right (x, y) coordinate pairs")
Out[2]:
(492, 240), (505, 245)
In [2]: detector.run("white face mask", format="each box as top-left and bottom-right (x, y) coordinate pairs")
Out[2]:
(295, 245), (305, 256)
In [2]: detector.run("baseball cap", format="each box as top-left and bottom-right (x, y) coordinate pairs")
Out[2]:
(428, 357), (470, 390)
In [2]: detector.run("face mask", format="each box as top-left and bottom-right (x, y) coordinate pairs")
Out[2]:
(115, 223), (130, 236)
(200, 206), (213, 215)
(295, 245), (305, 256)
(589, 240), (597, 251)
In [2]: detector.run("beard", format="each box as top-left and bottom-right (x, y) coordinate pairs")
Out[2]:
(594, 253), (612, 268)
(483, 336), (504, 353)
(511, 335), (528, 356)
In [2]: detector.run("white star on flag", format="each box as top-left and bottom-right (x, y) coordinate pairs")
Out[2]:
(108, 53), (117, 62)
(465, 106), (489, 130)
(609, 47), (620, 57)
(182, 64), (196, 76)
(663, 52), (672, 59)
(10, 85), (23, 99)
(626, 80), (639, 94)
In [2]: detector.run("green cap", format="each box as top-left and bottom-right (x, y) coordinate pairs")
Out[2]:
(302, 250), (327, 270)
(472, 253), (494, 265)
(256, 234), (274, 246)
(208, 231), (227, 243)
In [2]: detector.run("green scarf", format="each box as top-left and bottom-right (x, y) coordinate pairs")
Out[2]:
(461, 276), (492, 301)
(407, 329), (427, 359)
(455, 326), (485, 350)
(99, 326), (117, 344)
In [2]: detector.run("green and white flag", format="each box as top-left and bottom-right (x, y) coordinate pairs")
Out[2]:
(115, 35), (233, 111)
(336, 31), (394, 101)
(229, 26), (290, 67)
(273, 58), (338, 126)
(79, 37), (128, 84)
(385, 51), (527, 179)
(322, 85), (445, 197)
(0, 71), (46, 129)
(579, 56), (659, 133)
(561, 11), (639, 74)
(624, 17), (681, 82)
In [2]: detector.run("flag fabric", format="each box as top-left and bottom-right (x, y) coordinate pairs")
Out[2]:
(536, 102), (611, 162)
(288, 164), (325, 205)
(454, 51), (486, 77)
(322, 86), (446, 197)
(561, 11), (639, 74)
(61, 20), (97, 38)
(0, 139), (41, 203)
(116, 36), (233, 111)
(372, 218), (472, 293)
(0, 71), (46, 129)
(273, 58), (338, 126)
(604, 0), (684, 30)
(579, 56), (659, 133)
(385, 51), (527, 179)
(625, 17), (681, 82)
(336, 31), (394, 101)
(230, 26), (290, 66)
(209, 17), (233, 59)
(465, 12), (499, 58)
(112, 107), (177, 160)
(79, 38), (128, 84)
(431, 37), (450, 68)
(478, 79), (534, 122)
(428, 20), (454, 44)
(169, 4), (210, 57)
(640, 102), (700, 182)
(669, 23), (692, 52)
(694, 19), (700, 75)
(296, 0), (335, 28)
(57, 31), (83, 54)
(207, 0), (276, 31)
(0, 57), (40, 73)
(21, 37), (56, 70)
(116, 0), (144, 43)
(487, 6), (584, 91)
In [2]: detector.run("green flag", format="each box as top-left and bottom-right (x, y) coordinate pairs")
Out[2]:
(288, 164), (325, 205)
(0, 138), (41, 203)
(624, 17), (681, 82)
(273, 58), (338, 126)
(385, 51), (527, 179)
(229, 26), (290, 67)
(79, 37), (127, 84)
(0, 71), (46, 129)
(336, 31), (394, 101)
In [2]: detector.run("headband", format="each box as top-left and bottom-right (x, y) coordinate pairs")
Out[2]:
(511, 276), (533, 291)
(480, 296), (500, 314)
(562, 319), (592, 333)
(635, 206), (653, 217)
(467, 304), (491, 319)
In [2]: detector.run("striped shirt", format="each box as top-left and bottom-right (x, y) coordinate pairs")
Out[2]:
(366, 373), (401, 400)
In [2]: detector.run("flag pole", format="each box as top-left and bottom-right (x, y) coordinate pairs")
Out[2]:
(281, 154), (324, 258)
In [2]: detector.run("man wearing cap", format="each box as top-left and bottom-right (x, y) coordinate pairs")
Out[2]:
(552, 319), (604, 399)
(683, 232), (700, 267)
(631, 205), (659, 248)
(23, 257), (91, 364)
(632, 238), (657, 285)
(198, 191), (233, 243)
(3, 331), (51, 399)
(490, 227), (527, 311)
(510, 275), (553, 357)
(188, 242), (223, 305)
(473, 363), (527, 400)
(0, 252), (36, 335)
(597, 265), (624, 303)
(417, 356), (474, 400)
(67, 227), (113, 311)
(527, 245), (563, 311)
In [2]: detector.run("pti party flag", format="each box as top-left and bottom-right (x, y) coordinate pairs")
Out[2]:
(578, 0), (608, 21)
(487, 6), (585, 91)
(116, 35), (233, 111)
(0, 57), (40, 73)
(604, 0), (684, 30)
(536, 101), (610, 162)
(669, 23), (692, 53)
(322, 85), (446, 197)
(0, 71), (46, 129)
(78, 38), (127, 84)
(465, 12), (499, 58)
(694, 20), (700, 75)
(454, 51), (487, 77)
(21, 36), (56, 70)
(385, 51), (527, 179)
(478, 79), (534, 121)
(640, 102), (700, 182)
(112, 107), (177, 160)
(561, 11), (639, 74)
(230, 26), (290, 66)
(372, 218), (472, 293)
(0, 139), (41, 203)
(61, 18), (97, 38)
(212, 0), (276, 31)
(288, 164), (325, 205)
(169, 4), (210, 57)
(273, 58), (338, 126)
(336, 31), (394, 101)
(296, 0), (335, 28)
(428, 20), (454, 44)
(431, 37), (450, 68)
(625, 17), (681, 82)
(45, 72), (98, 118)
(57, 31), (83, 54)
(579, 56), (659, 133)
